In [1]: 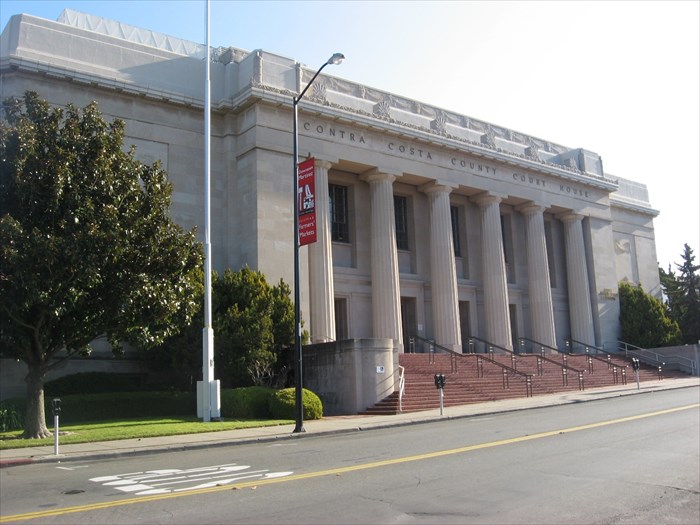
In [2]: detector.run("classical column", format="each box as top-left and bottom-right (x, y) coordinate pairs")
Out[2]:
(361, 170), (403, 349)
(423, 182), (461, 352)
(308, 159), (335, 343)
(560, 212), (596, 349)
(474, 193), (512, 350)
(519, 203), (557, 349)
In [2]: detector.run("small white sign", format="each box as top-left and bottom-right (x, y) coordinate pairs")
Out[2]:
(376, 366), (385, 374)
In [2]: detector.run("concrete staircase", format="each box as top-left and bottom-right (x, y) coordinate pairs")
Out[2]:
(360, 351), (688, 415)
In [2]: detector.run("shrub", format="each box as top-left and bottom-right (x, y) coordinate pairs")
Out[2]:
(44, 372), (141, 396)
(0, 400), (24, 431)
(220, 387), (275, 419)
(268, 388), (323, 420)
(44, 391), (196, 423)
(619, 281), (681, 348)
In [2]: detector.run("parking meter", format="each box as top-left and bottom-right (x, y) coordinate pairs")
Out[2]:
(632, 358), (640, 390)
(52, 398), (61, 455)
(434, 374), (446, 389)
(434, 374), (446, 416)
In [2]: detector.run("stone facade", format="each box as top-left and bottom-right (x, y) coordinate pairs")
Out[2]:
(1, 10), (661, 362)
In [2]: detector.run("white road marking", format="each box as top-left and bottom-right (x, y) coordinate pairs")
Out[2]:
(89, 463), (293, 496)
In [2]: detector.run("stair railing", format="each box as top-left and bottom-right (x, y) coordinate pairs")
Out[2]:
(410, 335), (457, 372)
(397, 365), (405, 412)
(563, 337), (622, 372)
(618, 340), (696, 376)
(518, 337), (559, 357)
(565, 337), (605, 355)
(411, 335), (533, 396)
(471, 336), (585, 390)
(465, 336), (536, 396)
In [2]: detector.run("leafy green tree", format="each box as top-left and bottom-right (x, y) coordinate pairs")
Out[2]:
(154, 267), (296, 389)
(618, 281), (681, 348)
(0, 92), (203, 438)
(666, 244), (700, 344)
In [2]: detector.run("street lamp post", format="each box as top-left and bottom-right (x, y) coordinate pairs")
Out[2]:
(292, 53), (344, 433)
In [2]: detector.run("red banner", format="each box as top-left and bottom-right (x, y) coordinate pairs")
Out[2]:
(297, 157), (317, 246)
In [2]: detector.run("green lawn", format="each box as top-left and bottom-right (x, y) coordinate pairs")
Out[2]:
(0, 417), (293, 450)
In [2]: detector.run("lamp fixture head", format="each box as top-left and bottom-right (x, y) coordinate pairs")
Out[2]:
(327, 53), (345, 65)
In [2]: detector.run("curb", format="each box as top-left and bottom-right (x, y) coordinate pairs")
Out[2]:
(2, 381), (698, 469)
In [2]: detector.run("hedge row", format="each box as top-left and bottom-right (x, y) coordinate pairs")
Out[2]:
(0, 387), (323, 431)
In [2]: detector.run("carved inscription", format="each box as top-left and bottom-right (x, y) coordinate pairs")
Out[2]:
(302, 120), (594, 200)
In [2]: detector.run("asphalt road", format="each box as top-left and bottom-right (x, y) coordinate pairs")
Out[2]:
(1, 387), (698, 524)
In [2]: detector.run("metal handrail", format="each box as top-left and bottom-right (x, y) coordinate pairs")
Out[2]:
(562, 337), (621, 372)
(410, 335), (533, 396)
(517, 337), (561, 356)
(397, 365), (405, 413)
(565, 337), (605, 354)
(618, 341), (697, 375)
(411, 335), (457, 372)
(470, 336), (585, 390)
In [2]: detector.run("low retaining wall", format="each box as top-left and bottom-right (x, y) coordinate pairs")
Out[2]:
(302, 338), (397, 415)
(0, 356), (149, 401)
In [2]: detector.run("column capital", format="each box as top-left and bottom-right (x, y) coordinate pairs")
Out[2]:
(558, 211), (585, 223)
(419, 180), (458, 195)
(314, 158), (335, 170)
(516, 201), (547, 216)
(360, 167), (400, 184)
(472, 191), (507, 208)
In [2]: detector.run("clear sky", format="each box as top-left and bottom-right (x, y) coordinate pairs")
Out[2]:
(1, 0), (698, 272)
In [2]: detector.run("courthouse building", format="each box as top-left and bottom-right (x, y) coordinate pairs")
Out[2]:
(0, 10), (662, 361)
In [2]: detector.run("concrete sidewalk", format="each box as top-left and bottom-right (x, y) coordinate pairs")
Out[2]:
(2, 377), (698, 468)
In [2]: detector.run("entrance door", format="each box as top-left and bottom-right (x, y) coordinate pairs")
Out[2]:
(459, 301), (471, 352)
(334, 298), (348, 341)
(400, 297), (417, 350)
(509, 304), (518, 351)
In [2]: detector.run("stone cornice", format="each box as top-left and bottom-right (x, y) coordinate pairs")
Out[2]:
(1, 54), (619, 193)
(248, 81), (619, 192)
(609, 196), (660, 217)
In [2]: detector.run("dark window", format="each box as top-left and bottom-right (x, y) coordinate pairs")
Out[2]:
(394, 195), (409, 250)
(451, 206), (461, 257)
(334, 298), (348, 340)
(544, 220), (557, 288)
(501, 215), (508, 263)
(329, 184), (349, 242)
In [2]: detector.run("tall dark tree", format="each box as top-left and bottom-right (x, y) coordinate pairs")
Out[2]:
(0, 92), (203, 438)
(659, 264), (681, 314)
(673, 244), (700, 344)
(618, 281), (681, 348)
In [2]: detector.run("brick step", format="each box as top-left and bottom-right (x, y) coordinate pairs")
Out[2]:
(360, 351), (687, 414)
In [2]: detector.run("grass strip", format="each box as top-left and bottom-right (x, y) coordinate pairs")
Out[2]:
(0, 417), (292, 450)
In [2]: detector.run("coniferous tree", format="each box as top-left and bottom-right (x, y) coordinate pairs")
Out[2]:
(674, 244), (700, 344)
